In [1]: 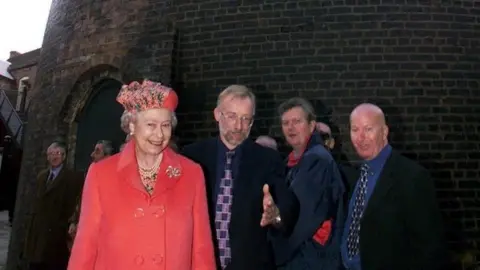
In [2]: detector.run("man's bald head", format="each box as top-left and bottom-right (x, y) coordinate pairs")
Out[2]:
(350, 103), (386, 126)
(255, 136), (278, 150)
(350, 103), (389, 160)
(315, 122), (332, 135)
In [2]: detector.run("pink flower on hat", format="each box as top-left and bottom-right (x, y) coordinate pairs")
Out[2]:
(116, 79), (178, 113)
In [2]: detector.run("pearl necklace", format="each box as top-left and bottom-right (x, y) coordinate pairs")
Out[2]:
(138, 156), (162, 194)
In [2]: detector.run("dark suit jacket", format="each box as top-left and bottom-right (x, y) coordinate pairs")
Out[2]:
(273, 132), (345, 269)
(337, 163), (358, 206)
(24, 167), (84, 265)
(346, 150), (446, 270)
(183, 138), (299, 270)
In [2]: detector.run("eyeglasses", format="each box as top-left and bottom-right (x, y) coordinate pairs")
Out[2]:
(47, 151), (63, 157)
(220, 111), (253, 126)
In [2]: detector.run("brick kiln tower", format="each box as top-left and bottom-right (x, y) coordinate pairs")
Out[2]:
(7, 0), (480, 269)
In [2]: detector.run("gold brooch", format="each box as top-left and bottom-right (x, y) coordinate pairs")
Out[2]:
(166, 166), (181, 178)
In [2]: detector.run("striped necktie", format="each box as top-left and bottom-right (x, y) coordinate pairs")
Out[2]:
(215, 151), (235, 269)
(47, 171), (55, 184)
(346, 163), (369, 259)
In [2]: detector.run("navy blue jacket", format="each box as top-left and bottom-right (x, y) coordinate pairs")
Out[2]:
(272, 131), (346, 270)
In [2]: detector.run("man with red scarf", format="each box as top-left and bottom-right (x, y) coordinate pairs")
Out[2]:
(272, 97), (345, 270)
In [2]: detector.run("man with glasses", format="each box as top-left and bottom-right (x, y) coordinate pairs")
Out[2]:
(183, 85), (299, 270)
(23, 141), (84, 270)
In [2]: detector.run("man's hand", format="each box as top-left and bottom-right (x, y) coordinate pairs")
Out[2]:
(260, 184), (281, 227)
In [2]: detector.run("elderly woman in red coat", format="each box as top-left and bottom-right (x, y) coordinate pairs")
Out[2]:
(68, 80), (216, 270)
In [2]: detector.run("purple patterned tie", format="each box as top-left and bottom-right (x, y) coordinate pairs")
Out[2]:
(215, 151), (235, 269)
(346, 163), (369, 258)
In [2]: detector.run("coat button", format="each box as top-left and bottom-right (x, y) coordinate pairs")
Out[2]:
(152, 254), (164, 264)
(153, 205), (165, 218)
(134, 255), (144, 265)
(134, 208), (144, 218)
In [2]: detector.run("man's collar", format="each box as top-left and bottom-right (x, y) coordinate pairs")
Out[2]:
(50, 164), (64, 173)
(364, 144), (392, 171)
(217, 136), (248, 153)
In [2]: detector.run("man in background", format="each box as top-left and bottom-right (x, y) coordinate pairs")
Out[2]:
(255, 135), (278, 150)
(315, 121), (357, 195)
(90, 140), (114, 163)
(315, 122), (335, 151)
(23, 141), (84, 270)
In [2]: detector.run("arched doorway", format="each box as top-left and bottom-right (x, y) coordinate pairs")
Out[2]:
(74, 78), (125, 172)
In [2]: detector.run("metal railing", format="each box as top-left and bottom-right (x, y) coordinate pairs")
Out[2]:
(0, 89), (24, 146)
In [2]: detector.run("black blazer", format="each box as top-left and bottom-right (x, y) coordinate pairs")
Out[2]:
(338, 163), (358, 205)
(346, 150), (447, 270)
(183, 138), (299, 270)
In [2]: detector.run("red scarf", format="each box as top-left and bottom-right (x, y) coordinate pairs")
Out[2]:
(287, 136), (310, 168)
(287, 138), (332, 246)
(287, 150), (304, 167)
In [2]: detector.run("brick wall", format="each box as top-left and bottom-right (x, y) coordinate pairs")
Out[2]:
(7, 0), (479, 269)
(170, 3), (479, 266)
(169, 4), (480, 268)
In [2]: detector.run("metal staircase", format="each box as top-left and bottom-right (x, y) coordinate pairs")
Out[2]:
(0, 89), (25, 147)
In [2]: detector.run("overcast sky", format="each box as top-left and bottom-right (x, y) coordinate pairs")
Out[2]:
(0, 0), (52, 61)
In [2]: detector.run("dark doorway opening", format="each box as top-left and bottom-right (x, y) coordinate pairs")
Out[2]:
(74, 79), (125, 172)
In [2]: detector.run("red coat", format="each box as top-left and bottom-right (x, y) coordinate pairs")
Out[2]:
(68, 141), (216, 270)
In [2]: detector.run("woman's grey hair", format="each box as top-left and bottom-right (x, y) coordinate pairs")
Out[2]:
(120, 111), (131, 133)
(120, 110), (178, 132)
(97, 140), (114, 155)
(278, 97), (316, 122)
(171, 112), (178, 128)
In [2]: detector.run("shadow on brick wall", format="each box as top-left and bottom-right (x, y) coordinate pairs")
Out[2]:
(312, 99), (352, 165)
(367, 98), (406, 152)
(250, 84), (275, 137)
(250, 84), (286, 155)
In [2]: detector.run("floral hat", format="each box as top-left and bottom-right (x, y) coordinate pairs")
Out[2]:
(116, 79), (178, 113)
